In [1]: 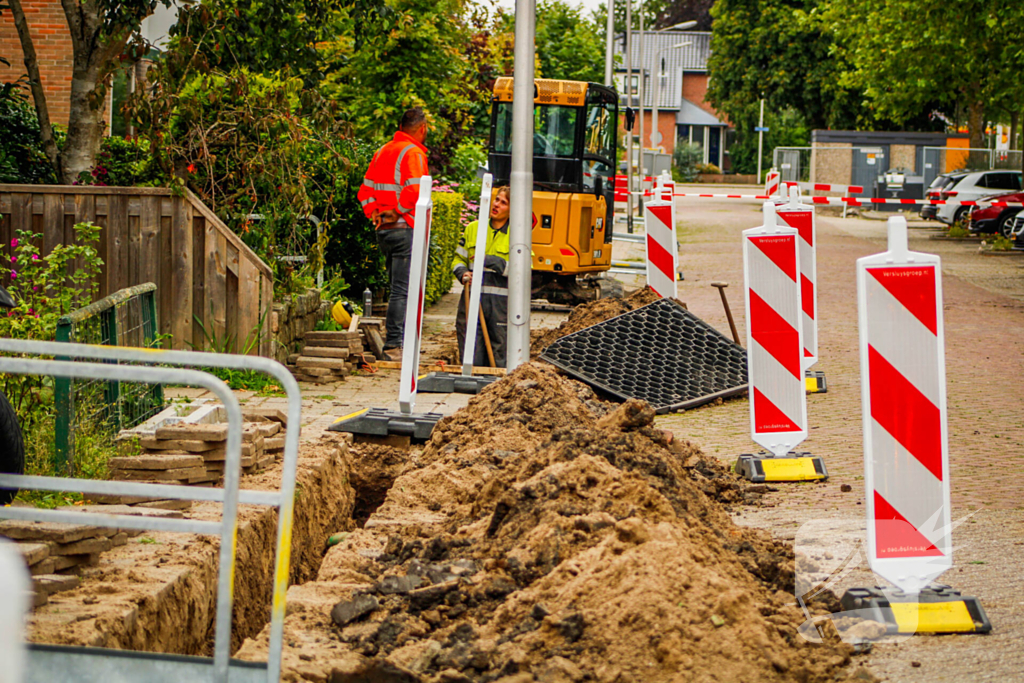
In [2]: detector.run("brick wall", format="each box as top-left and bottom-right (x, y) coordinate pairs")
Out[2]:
(681, 74), (723, 122)
(0, 0), (74, 125)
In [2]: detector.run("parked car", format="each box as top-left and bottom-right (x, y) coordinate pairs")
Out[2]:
(921, 172), (967, 221)
(1010, 211), (1024, 250)
(968, 191), (1024, 235)
(921, 170), (1023, 226)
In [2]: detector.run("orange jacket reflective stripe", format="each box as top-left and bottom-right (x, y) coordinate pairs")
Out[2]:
(358, 131), (429, 228)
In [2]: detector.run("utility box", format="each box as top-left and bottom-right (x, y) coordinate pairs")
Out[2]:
(874, 174), (925, 212)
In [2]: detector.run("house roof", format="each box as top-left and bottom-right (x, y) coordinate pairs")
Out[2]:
(614, 31), (711, 110)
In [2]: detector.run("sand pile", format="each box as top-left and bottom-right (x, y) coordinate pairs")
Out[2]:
(531, 288), (660, 357)
(237, 364), (858, 682)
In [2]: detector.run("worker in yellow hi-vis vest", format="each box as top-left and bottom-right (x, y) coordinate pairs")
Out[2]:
(452, 186), (510, 367)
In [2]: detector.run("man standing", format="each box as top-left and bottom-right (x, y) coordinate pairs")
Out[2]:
(357, 108), (430, 358)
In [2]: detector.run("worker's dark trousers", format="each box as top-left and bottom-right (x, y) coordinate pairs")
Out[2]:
(455, 272), (508, 368)
(377, 227), (413, 348)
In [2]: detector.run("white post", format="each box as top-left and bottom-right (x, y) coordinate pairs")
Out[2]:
(398, 176), (434, 414)
(463, 175), (493, 375)
(604, 0), (615, 87)
(757, 97), (765, 183)
(652, 54), (660, 150)
(507, 0), (535, 370)
(625, 0), (634, 233)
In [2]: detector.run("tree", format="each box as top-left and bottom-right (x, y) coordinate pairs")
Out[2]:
(534, 0), (604, 82)
(827, 0), (1024, 151)
(6, 0), (170, 183)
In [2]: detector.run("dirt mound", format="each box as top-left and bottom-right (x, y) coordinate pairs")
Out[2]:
(238, 364), (854, 682)
(531, 288), (660, 357)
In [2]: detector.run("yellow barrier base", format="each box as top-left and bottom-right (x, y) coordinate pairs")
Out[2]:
(840, 586), (992, 635)
(734, 452), (828, 483)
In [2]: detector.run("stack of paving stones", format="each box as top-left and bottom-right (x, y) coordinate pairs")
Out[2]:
(100, 409), (289, 505)
(0, 511), (175, 606)
(356, 318), (386, 361)
(287, 331), (363, 383)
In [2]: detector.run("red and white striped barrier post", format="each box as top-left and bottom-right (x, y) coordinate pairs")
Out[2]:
(398, 176), (434, 414)
(655, 170), (674, 202)
(776, 185), (818, 369)
(643, 197), (677, 299)
(857, 215), (951, 593)
(764, 169), (781, 198)
(742, 202), (807, 456)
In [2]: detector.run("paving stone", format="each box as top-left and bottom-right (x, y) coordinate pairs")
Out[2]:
(0, 521), (103, 544)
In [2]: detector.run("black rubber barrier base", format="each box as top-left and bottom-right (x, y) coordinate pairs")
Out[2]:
(840, 585), (992, 635)
(805, 370), (827, 394)
(328, 407), (442, 441)
(416, 372), (500, 395)
(540, 297), (748, 413)
(734, 452), (828, 483)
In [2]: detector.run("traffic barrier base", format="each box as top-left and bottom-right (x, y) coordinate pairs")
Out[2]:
(416, 371), (499, 395)
(805, 370), (827, 394)
(328, 407), (442, 442)
(840, 586), (991, 635)
(734, 452), (828, 483)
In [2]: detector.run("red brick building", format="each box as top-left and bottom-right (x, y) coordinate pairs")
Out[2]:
(615, 31), (732, 170)
(0, 0), (75, 125)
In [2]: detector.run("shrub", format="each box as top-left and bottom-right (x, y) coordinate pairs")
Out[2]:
(0, 88), (55, 184)
(697, 162), (722, 175)
(672, 142), (702, 183)
(425, 192), (465, 305)
(80, 136), (163, 187)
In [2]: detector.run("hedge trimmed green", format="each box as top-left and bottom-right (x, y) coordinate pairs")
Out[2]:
(425, 192), (464, 305)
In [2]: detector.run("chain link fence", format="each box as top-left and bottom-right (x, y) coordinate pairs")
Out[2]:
(54, 283), (164, 469)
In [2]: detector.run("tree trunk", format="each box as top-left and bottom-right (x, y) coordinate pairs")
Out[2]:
(7, 0), (60, 179)
(966, 95), (986, 170)
(60, 62), (108, 184)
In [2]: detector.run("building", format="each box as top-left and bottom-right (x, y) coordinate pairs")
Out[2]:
(614, 31), (731, 170)
(0, 2), (177, 130)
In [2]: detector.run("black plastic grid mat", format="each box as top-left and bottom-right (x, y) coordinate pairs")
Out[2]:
(539, 297), (748, 413)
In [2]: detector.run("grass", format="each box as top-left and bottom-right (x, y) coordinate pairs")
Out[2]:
(17, 416), (138, 509)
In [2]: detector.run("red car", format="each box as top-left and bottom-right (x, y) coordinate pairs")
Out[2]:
(969, 191), (1024, 236)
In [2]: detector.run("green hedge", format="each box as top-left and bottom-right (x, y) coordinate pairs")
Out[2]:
(425, 192), (464, 305)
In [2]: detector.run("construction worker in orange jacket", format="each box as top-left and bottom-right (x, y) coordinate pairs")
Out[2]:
(357, 108), (430, 357)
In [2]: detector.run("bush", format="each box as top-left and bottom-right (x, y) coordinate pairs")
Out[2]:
(425, 192), (465, 305)
(672, 142), (702, 183)
(80, 136), (163, 187)
(0, 88), (55, 184)
(697, 162), (722, 175)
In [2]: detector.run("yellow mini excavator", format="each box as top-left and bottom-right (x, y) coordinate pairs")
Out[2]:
(488, 78), (622, 304)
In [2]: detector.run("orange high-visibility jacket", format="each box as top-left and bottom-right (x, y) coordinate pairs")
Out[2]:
(358, 131), (429, 228)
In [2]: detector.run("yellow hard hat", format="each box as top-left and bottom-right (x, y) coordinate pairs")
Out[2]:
(331, 300), (352, 327)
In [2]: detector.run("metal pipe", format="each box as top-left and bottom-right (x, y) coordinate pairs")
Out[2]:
(507, 0), (535, 369)
(604, 0), (614, 87)
(0, 338), (300, 683)
(637, 0), (644, 179)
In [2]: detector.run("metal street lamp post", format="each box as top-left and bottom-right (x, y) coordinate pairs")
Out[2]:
(636, 20), (696, 176)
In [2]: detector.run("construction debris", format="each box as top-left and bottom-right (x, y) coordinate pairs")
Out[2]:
(288, 331), (365, 383)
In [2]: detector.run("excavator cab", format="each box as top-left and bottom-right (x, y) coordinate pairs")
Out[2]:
(488, 78), (620, 304)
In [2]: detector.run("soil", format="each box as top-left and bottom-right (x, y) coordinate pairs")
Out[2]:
(237, 363), (860, 682)
(531, 288), (660, 357)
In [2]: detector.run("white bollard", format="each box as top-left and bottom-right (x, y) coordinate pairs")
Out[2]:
(857, 215), (951, 594)
(764, 169), (780, 198)
(398, 176), (434, 415)
(777, 185), (818, 369)
(643, 197), (677, 299)
(462, 175), (493, 375)
(743, 202), (807, 456)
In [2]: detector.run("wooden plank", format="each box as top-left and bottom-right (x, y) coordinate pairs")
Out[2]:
(184, 190), (272, 279)
(260, 273), (273, 357)
(9, 193), (30, 287)
(225, 246), (239, 353)
(158, 214), (173, 340)
(192, 216), (207, 350)
(42, 193), (63, 256)
(238, 255), (260, 354)
(204, 220), (227, 350)
(169, 197), (193, 350)
(73, 193), (96, 292)
(0, 183), (173, 197)
(106, 194), (128, 294)
(139, 196), (160, 289)
(127, 196), (142, 217)
(129, 211), (141, 287)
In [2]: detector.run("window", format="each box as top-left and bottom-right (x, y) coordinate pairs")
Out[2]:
(984, 172), (1022, 191)
(583, 102), (615, 192)
(492, 103), (578, 158)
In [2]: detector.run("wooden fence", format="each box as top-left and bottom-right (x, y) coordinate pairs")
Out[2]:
(0, 185), (273, 356)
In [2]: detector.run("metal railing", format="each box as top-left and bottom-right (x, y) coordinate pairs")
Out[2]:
(0, 339), (302, 683)
(54, 283), (164, 470)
